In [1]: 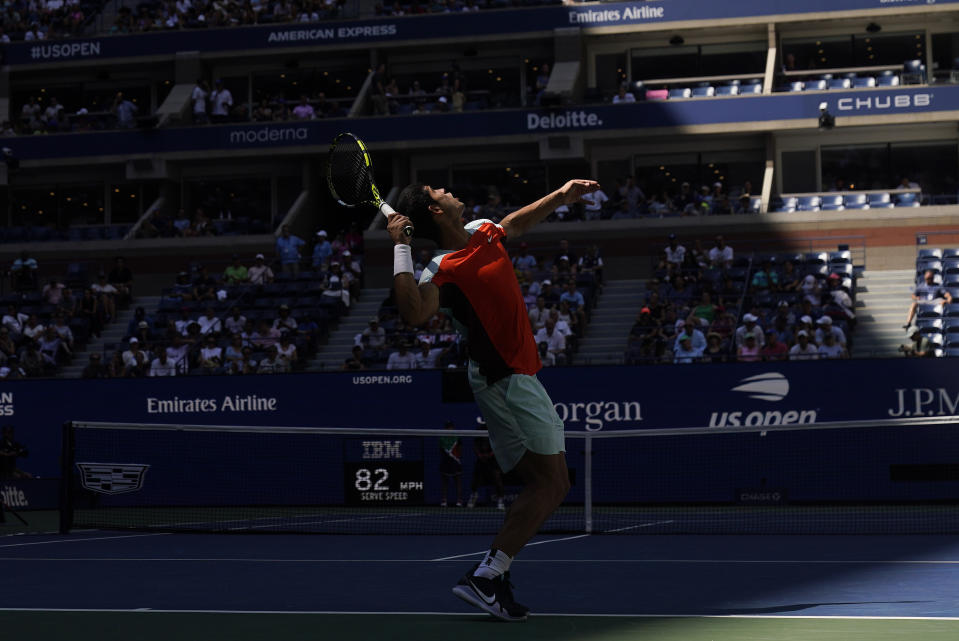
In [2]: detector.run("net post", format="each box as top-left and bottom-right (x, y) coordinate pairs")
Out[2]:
(59, 421), (75, 534)
(584, 433), (593, 534)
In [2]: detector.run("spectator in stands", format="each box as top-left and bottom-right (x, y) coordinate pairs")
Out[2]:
(11, 251), (38, 292)
(414, 340), (447, 369)
(122, 338), (148, 377)
(38, 327), (65, 370)
(904, 269), (952, 328)
(760, 329), (788, 361)
(702, 332), (727, 363)
(560, 282), (586, 325)
(527, 296), (549, 332)
(898, 176), (919, 191)
(533, 63), (551, 105)
(788, 330), (819, 360)
(197, 306), (222, 335)
(512, 242), (537, 273)
(258, 345), (289, 374)
(387, 342), (417, 369)
(736, 332), (761, 362)
(112, 92), (138, 129)
(199, 335), (225, 373)
(674, 318), (706, 355)
(166, 334), (190, 374)
(613, 85), (636, 104)
(254, 319), (281, 347)
(900, 326), (935, 357)
(815, 316), (846, 348)
(172, 209), (192, 236)
(249, 254), (275, 285)
(800, 274), (822, 306)
(43, 97), (64, 132)
(344, 345), (366, 370)
(191, 79), (210, 124)
(41, 278), (66, 307)
(108, 257), (134, 307)
(582, 186), (609, 220)
(292, 95), (316, 120)
(92, 273), (118, 322)
(149, 349), (178, 377)
(312, 230), (333, 268)
(2, 306), (26, 341)
(223, 307), (246, 336)
(273, 304), (297, 334)
(825, 273), (856, 328)
(276, 225), (305, 276)
(210, 80), (233, 124)
(534, 318), (567, 365)
(778, 260), (801, 292)
(707, 235), (733, 269)
(735, 313), (764, 349)
(664, 234), (685, 272)
(818, 331), (848, 359)
(81, 353), (106, 379)
(673, 334), (701, 363)
(750, 259), (779, 293)
(222, 254), (249, 284)
(22, 315), (44, 342)
(51, 315), (74, 351)
(691, 292), (718, 325)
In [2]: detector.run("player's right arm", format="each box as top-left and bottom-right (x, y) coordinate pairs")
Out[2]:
(389, 214), (440, 327)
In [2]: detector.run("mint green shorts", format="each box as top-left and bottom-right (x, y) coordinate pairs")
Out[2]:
(468, 361), (566, 473)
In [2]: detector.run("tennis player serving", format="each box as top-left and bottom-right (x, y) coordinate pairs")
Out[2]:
(389, 179), (600, 621)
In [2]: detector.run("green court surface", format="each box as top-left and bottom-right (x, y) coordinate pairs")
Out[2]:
(1, 612), (958, 641)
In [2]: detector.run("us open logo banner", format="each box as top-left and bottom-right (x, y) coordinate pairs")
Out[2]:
(76, 463), (150, 495)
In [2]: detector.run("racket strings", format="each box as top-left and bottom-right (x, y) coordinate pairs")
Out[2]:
(330, 138), (375, 205)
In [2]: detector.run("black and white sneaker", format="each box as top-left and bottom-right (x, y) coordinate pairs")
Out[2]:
(452, 566), (529, 622)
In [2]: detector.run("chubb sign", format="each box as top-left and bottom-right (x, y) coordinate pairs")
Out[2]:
(833, 93), (932, 112)
(709, 373), (819, 428)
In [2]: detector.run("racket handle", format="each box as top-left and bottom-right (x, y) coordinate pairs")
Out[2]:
(380, 202), (414, 237)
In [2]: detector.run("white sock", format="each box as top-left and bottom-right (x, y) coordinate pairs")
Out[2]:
(473, 548), (512, 580)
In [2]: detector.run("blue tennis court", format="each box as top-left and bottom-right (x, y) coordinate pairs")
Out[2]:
(2, 526), (958, 640)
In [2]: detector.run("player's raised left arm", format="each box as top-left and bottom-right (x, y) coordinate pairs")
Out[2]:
(500, 179), (600, 240)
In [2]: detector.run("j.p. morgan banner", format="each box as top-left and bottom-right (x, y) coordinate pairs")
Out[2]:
(9, 86), (959, 162)
(4, 0), (959, 66)
(6, 358), (959, 478)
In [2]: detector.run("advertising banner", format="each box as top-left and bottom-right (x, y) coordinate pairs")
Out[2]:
(4, 1), (958, 66)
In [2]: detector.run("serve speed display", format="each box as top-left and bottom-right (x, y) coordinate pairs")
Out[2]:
(343, 461), (425, 505)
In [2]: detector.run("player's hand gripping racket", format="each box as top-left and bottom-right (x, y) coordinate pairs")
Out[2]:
(327, 132), (413, 237)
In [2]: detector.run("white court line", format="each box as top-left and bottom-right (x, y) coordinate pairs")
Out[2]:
(4, 557), (959, 565)
(604, 520), (675, 533)
(0, 608), (957, 620)
(431, 533), (590, 561)
(0, 533), (168, 549)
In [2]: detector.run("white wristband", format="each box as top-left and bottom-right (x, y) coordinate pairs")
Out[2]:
(393, 243), (414, 276)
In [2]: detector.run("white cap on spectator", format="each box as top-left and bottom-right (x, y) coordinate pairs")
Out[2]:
(778, 300), (790, 307)
(743, 313), (758, 323)
(255, 253), (265, 260)
(713, 181), (722, 188)
(317, 230), (327, 237)
(800, 315), (813, 324)
(817, 316), (833, 325)
(797, 330), (809, 337)
(675, 319), (685, 329)
(542, 279), (551, 285)
(138, 321), (148, 329)
(343, 250), (351, 257)
(129, 337), (138, 343)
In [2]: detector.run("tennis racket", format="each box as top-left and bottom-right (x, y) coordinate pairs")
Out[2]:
(327, 132), (413, 237)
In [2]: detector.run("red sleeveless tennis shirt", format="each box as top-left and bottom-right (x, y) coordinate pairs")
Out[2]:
(419, 220), (541, 382)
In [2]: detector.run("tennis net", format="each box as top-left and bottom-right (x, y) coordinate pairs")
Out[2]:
(60, 417), (959, 535)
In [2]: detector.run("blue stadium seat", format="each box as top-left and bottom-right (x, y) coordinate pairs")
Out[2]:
(828, 78), (852, 90)
(944, 303), (959, 318)
(805, 252), (829, 266)
(715, 85), (739, 96)
(943, 346), (959, 357)
(877, 74), (901, 87)
(943, 318), (959, 333)
(903, 59), (925, 84)
(868, 192), (894, 208)
(942, 248), (959, 259)
(820, 194), (844, 211)
(692, 86), (715, 98)
(917, 258), (942, 275)
(797, 196), (821, 211)
(842, 72), (858, 80)
(853, 77), (876, 88)
(776, 196), (798, 212)
(668, 88), (692, 99)
(917, 303), (943, 319)
(918, 248), (943, 260)
(831, 263), (854, 279)
(746, 196), (761, 213)
(785, 81), (804, 92)
(819, 73), (834, 81)
(896, 192), (920, 207)
(804, 80), (827, 91)
(917, 318), (943, 334)
(829, 250), (852, 265)
(843, 193), (869, 209)
(741, 82), (763, 94)
(942, 259), (959, 276)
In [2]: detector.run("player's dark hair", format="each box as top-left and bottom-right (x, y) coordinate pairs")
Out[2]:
(396, 183), (442, 244)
